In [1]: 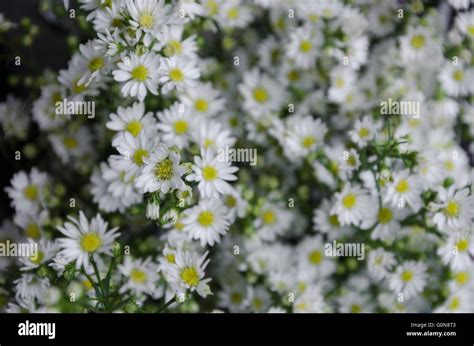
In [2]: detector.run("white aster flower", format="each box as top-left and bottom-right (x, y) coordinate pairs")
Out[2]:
(5, 168), (48, 213)
(156, 102), (195, 148)
(331, 184), (372, 226)
(383, 169), (423, 211)
(432, 187), (474, 232)
(106, 102), (156, 138)
(158, 56), (200, 94)
(389, 261), (428, 300)
(118, 256), (159, 295)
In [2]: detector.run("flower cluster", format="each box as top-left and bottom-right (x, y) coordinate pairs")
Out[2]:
(0, 0), (473, 313)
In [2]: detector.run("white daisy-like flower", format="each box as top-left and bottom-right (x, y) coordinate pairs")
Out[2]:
(14, 274), (50, 301)
(49, 127), (92, 165)
(399, 26), (440, 63)
(0, 95), (30, 140)
(253, 201), (293, 242)
(438, 61), (474, 97)
(361, 204), (407, 243)
(135, 143), (187, 194)
(58, 54), (100, 100)
(127, 0), (175, 45)
(349, 115), (382, 147)
(455, 11), (474, 39)
(158, 25), (198, 58)
(118, 256), (159, 295)
(293, 286), (327, 313)
(286, 24), (322, 69)
(178, 82), (225, 117)
(32, 84), (68, 131)
(313, 199), (352, 240)
(13, 208), (49, 240)
(338, 291), (373, 313)
(221, 188), (248, 223)
(388, 261), (428, 300)
(78, 39), (110, 85)
(331, 184), (373, 226)
(165, 248), (212, 298)
(367, 248), (396, 282)
(435, 291), (473, 313)
(19, 239), (59, 271)
(187, 148), (238, 199)
(178, 0), (206, 19)
(432, 187), (474, 232)
(383, 169), (423, 212)
(93, 0), (124, 33)
(111, 131), (157, 181)
(215, 0), (253, 29)
(238, 68), (286, 118)
(156, 102), (195, 148)
(182, 198), (231, 246)
(106, 102), (156, 138)
(158, 55), (200, 94)
(5, 168), (48, 213)
(327, 66), (357, 103)
(112, 52), (160, 101)
(297, 235), (336, 280)
(438, 233), (474, 271)
(56, 211), (120, 269)
(339, 148), (361, 179)
(284, 115), (327, 159)
(192, 121), (236, 151)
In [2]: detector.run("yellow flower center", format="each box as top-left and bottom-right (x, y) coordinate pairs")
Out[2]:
(444, 201), (459, 218)
(132, 148), (148, 166)
(395, 179), (409, 193)
(130, 268), (147, 284)
(225, 195), (236, 208)
(154, 158), (173, 181)
(444, 160), (455, 171)
(299, 40), (312, 53)
(25, 223), (41, 239)
(468, 26), (474, 36)
(73, 80), (87, 94)
(131, 65), (148, 81)
(351, 304), (362, 313)
(88, 57), (104, 72)
(23, 185), (38, 200)
(194, 99), (209, 112)
(262, 210), (276, 224)
(126, 120), (142, 137)
(342, 194), (357, 209)
(410, 34), (425, 49)
(230, 292), (242, 304)
(308, 250), (322, 265)
(198, 211), (214, 227)
(358, 127), (370, 138)
(448, 296), (460, 311)
(166, 254), (175, 264)
(81, 233), (102, 253)
(227, 7), (239, 19)
(302, 136), (316, 148)
(401, 270), (413, 282)
(456, 239), (469, 252)
(63, 137), (78, 149)
(202, 166), (218, 181)
(378, 207), (393, 224)
(287, 69), (300, 81)
(180, 267), (199, 286)
(253, 87), (268, 103)
(328, 214), (340, 227)
(452, 69), (464, 81)
(29, 251), (44, 265)
(454, 271), (469, 285)
(204, 138), (214, 149)
(335, 77), (345, 88)
(139, 13), (154, 29)
(174, 120), (188, 134)
(165, 40), (182, 56)
(169, 68), (184, 82)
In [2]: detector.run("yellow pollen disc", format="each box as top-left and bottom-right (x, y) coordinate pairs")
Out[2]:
(444, 160), (455, 171)
(342, 194), (357, 209)
(456, 239), (469, 252)
(139, 13), (154, 29)
(169, 68), (184, 82)
(455, 271), (469, 285)
(166, 41), (182, 56)
(335, 77), (345, 88)
(132, 148), (148, 166)
(130, 268), (147, 284)
(378, 207), (393, 224)
(410, 34), (425, 49)
(63, 137), (78, 149)
(444, 201), (459, 218)
(287, 70), (300, 81)
(180, 267), (199, 286)
(225, 196), (236, 208)
(25, 223), (41, 239)
(448, 297), (460, 311)
(52, 92), (62, 106)
(299, 40), (312, 53)
(174, 120), (188, 134)
(194, 99), (209, 112)
(395, 179), (409, 193)
(358, 127), (370, 138)
(202, 166), (218, 181)
(347, 155), (357, 167)
(88, 57), (104, 72)
(227, 7), (239, 19)
(198, 211), (214, 227)
(126, 120), (142, 137)
(230, 292), (242, 304)
(328, 214), (340, 227)
(253, 87), (268, 103)
(29, 251), (44, 265)
(253, 298), (263, 310)
(207, 0), (218, 15)
(81, 233), (102, 253)
(154, 158), (173, 181)
(166, 254), (175, 263)
(401, 270), (413, 282)
(452, 70), (464, 81)
(262, 210), (276, 225)
(468, 26), (474, 36)
(351, 304), (362, 313)
(82, 279), (93, 291)
(23, 185), (38, 200)
(308, 250), (322, 265)
(175, 221), (184, 231)
(73, 80), (87, 94)
(302, 136), (316, 148)
(204, 138), (214, 148)
(131, 65), (148, 81)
